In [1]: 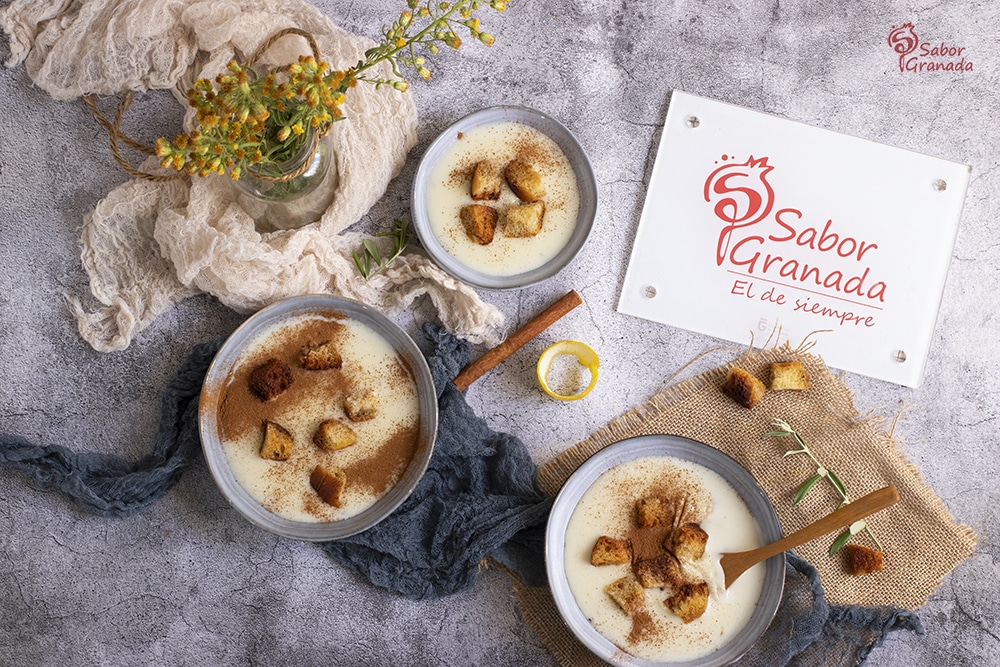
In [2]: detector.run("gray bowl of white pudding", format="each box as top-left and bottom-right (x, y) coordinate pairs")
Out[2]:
(411, 105), (597, 290)
(546, 434), (784, 667)
(199, 295), (438, 542)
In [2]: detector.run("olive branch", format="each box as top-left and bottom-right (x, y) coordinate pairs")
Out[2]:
(353, 218), (412, 280)
(766, 418), (884, 555)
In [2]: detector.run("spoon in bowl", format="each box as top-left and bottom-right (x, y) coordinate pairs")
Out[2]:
(719, 485), (900, 589)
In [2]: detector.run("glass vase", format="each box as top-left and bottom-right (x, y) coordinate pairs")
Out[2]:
(232, 128), (339, 232)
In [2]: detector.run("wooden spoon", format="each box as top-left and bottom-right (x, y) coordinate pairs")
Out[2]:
(719, 485), (900, 589)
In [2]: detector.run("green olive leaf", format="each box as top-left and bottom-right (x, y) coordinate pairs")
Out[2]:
(829, 528), (853, 556)
(827, 470), (848, 496)
(793, 474), (822, 504)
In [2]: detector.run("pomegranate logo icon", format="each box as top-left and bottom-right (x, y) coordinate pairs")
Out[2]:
(888, 22), (918, 71)
(703, 155), (775, 266)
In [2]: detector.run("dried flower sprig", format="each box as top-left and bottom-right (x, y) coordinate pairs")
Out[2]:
(154, 0), (509, 181)
(354, 218), (412, 280)
(766, 418), (884, 556)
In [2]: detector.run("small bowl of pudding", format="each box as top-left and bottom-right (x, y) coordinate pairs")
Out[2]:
(411, 106), (598, 289)
(546, 435), (784, 666)
(198, 295), (437, 541)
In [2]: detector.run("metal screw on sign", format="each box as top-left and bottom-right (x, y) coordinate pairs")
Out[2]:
(687, 116), (700, 128)
(893, 350), (907, 363)
(933, 179), (947, 192)
(643, 285), (657, 298)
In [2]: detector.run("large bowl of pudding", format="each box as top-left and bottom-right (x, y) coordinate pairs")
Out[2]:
(546, 435), (784, 666)
(411, 106), (598, 289)
(199, 295), (437, 541)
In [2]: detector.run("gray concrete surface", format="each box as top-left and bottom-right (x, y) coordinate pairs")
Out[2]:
(1, 0), (997, 664)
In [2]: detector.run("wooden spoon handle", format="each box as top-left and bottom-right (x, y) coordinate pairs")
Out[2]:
(748, 486), (899, 564)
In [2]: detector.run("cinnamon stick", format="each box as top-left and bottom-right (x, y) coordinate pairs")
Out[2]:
(452, 289), (583, 392)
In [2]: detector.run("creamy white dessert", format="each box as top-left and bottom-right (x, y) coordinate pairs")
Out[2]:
(564, 456), (765, 662)
(425, 120), (580, 276)
(217, 311), (420, 523)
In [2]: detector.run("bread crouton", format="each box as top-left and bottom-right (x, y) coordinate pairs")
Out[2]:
(670, 523), (709, 561)
(504, 201), (545, 238)
(590, 536), (632, 566)
(634, 555), (683, 589)
(300, 340), (343, 370)
(459, 204), (498, 245)
(504, 159), (546, 202)
(846, 544), (884, 576)
(722, 366), (766, 409)
(635, 496), (673, 528)
(310, 465), (347, 507)
(259, 420), (293, 461)
(665, 581), (709, 623)
(605, 575), (645, 614)
(313, 419), (358, 451)
(344, 390), (378, 423)
(471, 160), (502, 201)
(248, 358), (293, 402)
(769, 361), (811, 391)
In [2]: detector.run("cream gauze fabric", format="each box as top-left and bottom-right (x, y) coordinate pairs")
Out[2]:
(0, 0), (505, 352)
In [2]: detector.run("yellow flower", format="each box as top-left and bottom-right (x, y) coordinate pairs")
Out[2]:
(155, 137), (172, 157)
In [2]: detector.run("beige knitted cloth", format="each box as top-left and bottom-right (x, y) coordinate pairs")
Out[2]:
(0, 0), (505, 351)
(513, 342), (977, 666)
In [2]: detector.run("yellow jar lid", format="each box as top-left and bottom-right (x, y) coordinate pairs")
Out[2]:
(536, 340), (599, 401)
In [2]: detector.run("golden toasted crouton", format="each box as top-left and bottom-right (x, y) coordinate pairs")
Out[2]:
(722, 366), (766, 409)
(344, 390), (378, 423)
(300, 340), (343, 370)
(635, 496), (673, 528)
(248, 358), (293, 402)
(471, 160), (502, 201)
(259, 420), (293, 461)
(504, 159), (546, 202)
(459, 204), (498, 245)
(605, 575), (645, 614)
(769, 361), (811, 391)
(313, 419), (358, 451)
(504, 201), (545, 238)
(665, 581), (709, 623)
(670, 523), (709, 561)
(590, 536), (632, 566)
(846, 544), (884, 576)
(310, 465), (347, 507)
(634, 555), (683, 589)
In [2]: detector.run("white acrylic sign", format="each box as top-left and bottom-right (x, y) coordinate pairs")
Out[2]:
(618, 91), (971, 387)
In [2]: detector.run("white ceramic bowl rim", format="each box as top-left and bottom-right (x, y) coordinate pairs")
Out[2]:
(545, 434), (785, 667)
(198, 295), (438, 542)
(411, 105), (598, 290)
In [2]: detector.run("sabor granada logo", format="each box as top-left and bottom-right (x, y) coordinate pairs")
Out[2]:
(888, 22), (973, 72)
(704, 155), (887, 328)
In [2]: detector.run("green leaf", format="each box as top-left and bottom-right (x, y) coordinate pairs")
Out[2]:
(793, 474), (822, 504)
(827, 470), (848, 496)
(764, 430), (792, 437)
(364, 239), (382, 264)
(829, 528), (853, 556)
(352, 250), (369, 278)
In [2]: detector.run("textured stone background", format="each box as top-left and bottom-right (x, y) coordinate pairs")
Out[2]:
(1, 0), (997, 665)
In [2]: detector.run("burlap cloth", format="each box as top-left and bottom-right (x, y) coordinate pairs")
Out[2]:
(511, 341), (977, 666)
